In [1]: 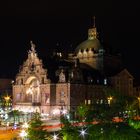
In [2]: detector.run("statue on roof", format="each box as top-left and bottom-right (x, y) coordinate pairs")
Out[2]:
(30, 40), (36, 53)
(59, 69), (66, 83)
(28, 41), (37, 60)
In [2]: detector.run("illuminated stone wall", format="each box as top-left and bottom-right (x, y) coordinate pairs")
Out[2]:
(13, 41), (51, 114)
(12, 42), (71, 118)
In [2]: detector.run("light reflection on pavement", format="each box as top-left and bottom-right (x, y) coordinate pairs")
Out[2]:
(0, 129), (20, 140)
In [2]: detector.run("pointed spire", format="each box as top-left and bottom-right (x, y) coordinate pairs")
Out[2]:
(93, 16), (96, 28)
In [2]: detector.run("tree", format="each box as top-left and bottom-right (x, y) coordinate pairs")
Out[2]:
(27, 112), (48, 140)
(104, 88), (139, 121)
(87, 122), (140, 140)
(8, 110), (21, 124)
(60, 88), (140, 139)
(77, 104), (89, 122)
(60, 115), (79, 140)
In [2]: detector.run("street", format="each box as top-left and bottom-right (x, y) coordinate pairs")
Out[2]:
(0, 129), (19, 140)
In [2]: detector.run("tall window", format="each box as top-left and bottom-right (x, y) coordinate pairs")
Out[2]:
(16, 93), (21, 101)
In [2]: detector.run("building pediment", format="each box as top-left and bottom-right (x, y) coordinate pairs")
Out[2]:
(117, 69), (134, 79)
(15, 41), (49, 85)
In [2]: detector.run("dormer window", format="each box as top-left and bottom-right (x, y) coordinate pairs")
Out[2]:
(59, 69), (66, 83)
(83, 49), (87, 58)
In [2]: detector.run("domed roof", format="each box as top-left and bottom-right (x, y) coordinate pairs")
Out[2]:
(75, 27), (102, 54)
(75, 38), (101, 53)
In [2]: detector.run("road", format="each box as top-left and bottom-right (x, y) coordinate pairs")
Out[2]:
(0, 129), (20, 140)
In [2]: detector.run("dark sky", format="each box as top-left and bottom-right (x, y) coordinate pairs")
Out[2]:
(0, 1), (140, 79)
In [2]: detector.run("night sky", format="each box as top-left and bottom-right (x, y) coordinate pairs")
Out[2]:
(0, 1), (140, 79)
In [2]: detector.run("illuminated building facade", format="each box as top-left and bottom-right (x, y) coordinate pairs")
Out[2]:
(12, 42), (49, 113)
(12, 41), (70, 117)
(12, 21), (138, 118)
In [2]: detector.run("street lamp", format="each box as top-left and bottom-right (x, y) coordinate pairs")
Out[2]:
(22, 122), (29, 129)
(20, 122), (29, 140)
(107, 96), (113, 106)
(6, 121), (9, 131)
(4, 95), (10, 102)
(20, 130), (27, 140)
(79, 129), (87, 140)
(52, 133), (58, 140)
(4, 95), (11, 112)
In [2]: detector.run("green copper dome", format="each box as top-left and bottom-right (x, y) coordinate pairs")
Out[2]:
(75, 38), (101, 54)
(75, 27), (102, 54)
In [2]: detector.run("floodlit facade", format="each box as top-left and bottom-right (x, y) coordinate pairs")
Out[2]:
(12, 23), (137, 118)
(12, 40), (107, 118)
(12, 41), (70, 117)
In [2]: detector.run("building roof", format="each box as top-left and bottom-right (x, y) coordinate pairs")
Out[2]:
(75, 25), (102, 54)
(75, 38), (101, 54)
(116, 69), (134, 79)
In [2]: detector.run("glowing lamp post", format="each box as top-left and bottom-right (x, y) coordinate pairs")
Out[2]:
(20, 130), (27, 140)
(4, 95), (10, 107)
(20, 122), (28, 140)
(22, 122), (29, 129)
(4, 95), (10, 102)
(81, 130), (86, 136)
(79, 129), (87, 140)
(4, 95), (11, 112)
(52, 134), (58, 140)
(107, 96), (113, 106)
